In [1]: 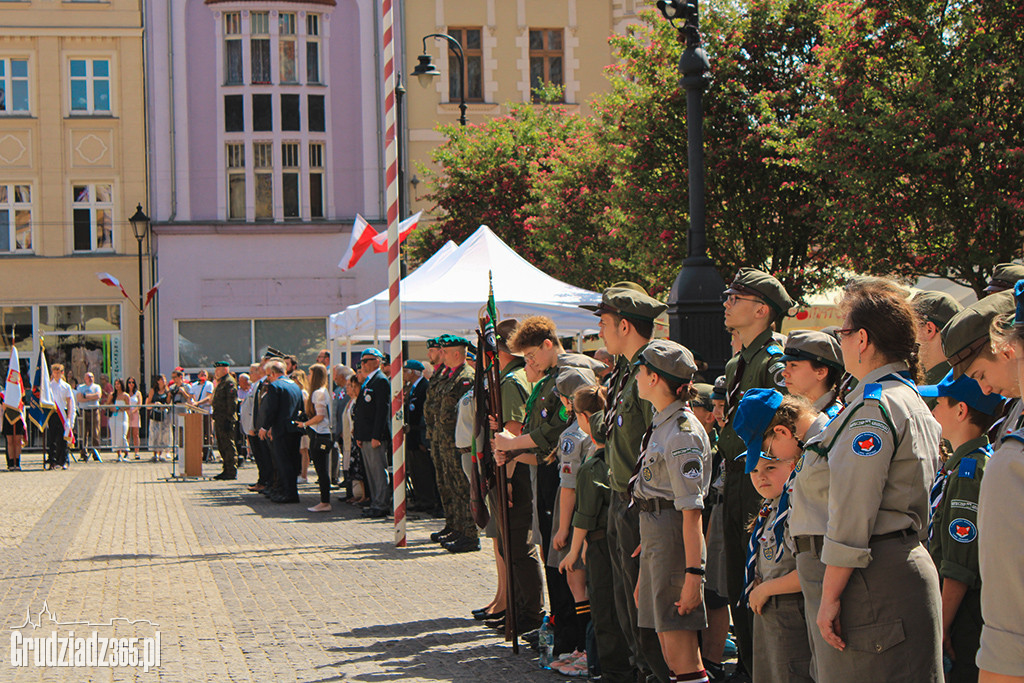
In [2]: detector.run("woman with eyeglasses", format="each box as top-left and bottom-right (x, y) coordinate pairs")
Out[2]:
(790, 277), (943, 682)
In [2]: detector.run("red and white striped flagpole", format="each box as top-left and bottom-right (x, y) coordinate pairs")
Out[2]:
(382, 0), (406, 547)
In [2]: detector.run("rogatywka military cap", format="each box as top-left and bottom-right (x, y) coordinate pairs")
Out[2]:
(580, 286), (668, 323)
(495, 319), (519, 355)
(634, 339), (698, 383)
(557, 352), (608, 374)
(912, 290), (963, 329)
(556, 366), (597, 399)
(724, 268), (797, 319)
(941, 290), (1014, 377)
(781, 329), (843, 371)
(691, 383), (714, 410)
(711, 375), (727, 401)
(984, 263), (1024, 294)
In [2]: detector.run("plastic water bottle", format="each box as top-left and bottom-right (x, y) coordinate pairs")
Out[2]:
(538, 616), (554, 669)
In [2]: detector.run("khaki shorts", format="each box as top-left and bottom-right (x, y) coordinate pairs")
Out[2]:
(637, 506), (707, 633)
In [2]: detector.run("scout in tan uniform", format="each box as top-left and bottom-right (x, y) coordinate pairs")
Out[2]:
(630, 340), (713, 683)
(733, 389), (817, 683)
(793, 278), (943, 683)
(920, 371), (1001, 683)
(975, 281), (1024, 683)
(779, 329), (845, 419)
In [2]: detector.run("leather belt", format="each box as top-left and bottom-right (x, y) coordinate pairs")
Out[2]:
(793, 535), (824, 556)
(632, 497), (674, 514)
(870, 528), (915, 544)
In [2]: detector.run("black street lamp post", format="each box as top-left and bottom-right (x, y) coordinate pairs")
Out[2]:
(658, 0), (730, 376)
(129, 204), (150, 391)
(411, 33), (468, 127)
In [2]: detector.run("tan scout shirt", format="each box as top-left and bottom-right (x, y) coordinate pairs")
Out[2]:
(756, 499), (796, 582)
(820, 362), (941, 568)
(633, 401), (712, 511)
(557, 422), (589, 490)
(789, 413), (833, 538)
(977, 431), (1024, 676)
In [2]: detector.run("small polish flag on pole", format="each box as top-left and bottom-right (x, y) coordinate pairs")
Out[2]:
(371, 211), (422, 254)
(338, 214), (380, 271)
(145, 280), (161, 308)
(97, 272), (130, 299)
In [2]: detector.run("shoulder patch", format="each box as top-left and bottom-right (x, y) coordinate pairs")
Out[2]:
(949, 499), (978, 513)
(766, 344), (784, 357)
(680, 458), (702, 479)
(849, 417), (890, 434)
(957, 457), (977, 480)
(851, 431), (883, 457)
(769, 361), (787, 388)
(949, 518), (977, 543)
(863, 383), (883, 401)
(672, 447), (702, 458)
(561, 438), (575, 455)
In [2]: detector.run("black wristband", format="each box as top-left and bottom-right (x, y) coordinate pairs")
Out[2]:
(685, 566), (705, 576)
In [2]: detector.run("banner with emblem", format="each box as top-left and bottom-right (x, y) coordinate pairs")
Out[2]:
(25, 343), (56, 431)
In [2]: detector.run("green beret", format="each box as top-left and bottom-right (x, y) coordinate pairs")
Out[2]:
(912, 291), (963, 329)
(580, 286), (668, 323)
(426, 337), (441, 349)
(984, 263), (1024, 295)
(213, 361), (230, 367)
(555, 366), (597, 399)
(724, 268), (797, 319)
(635, 339), (698, 383)
(941, 290), (1014, 377)
(781, 329), (843, 371)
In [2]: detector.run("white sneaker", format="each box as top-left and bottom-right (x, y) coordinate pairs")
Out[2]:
(297, 476), (308, 484)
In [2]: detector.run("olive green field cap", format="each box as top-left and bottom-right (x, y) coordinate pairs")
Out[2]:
(556, 365), (597, 398)
(495, 319), (519, 355)
(724, 268), (797, 319)
(557, 352), (608, 373)
(941, 290), (1014, 377)
(711, 375), (727, 400)
(912, 291), (963, 328)
(691, 383), (714, 410)
(634, 339), (698, 383)
(984, 263), (1024, 295)
(580, 286), (668, 323)
(781, 329), (843, 371)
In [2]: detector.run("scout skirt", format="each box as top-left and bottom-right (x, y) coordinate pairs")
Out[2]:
(637, 505), (707, 633)
(796, 533), (942, 683)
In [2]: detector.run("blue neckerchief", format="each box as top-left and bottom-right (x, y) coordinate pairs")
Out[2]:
(768, 469), (797, 559)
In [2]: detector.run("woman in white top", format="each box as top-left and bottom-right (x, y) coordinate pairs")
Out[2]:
(126, 377), (142, 459)
(109, 378), (130, 461)
(298, 364), (334, 512)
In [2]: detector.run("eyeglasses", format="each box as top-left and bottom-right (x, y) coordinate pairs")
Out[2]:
(722, 293), (764, 306)
(524, 350), (539, 363)
(836, 327), (861, 338)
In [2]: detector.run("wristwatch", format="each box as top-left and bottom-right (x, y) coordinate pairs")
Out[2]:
(685, 566), (706, 576)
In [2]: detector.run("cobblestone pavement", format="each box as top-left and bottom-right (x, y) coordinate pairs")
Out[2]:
(0, 452), (558, 682)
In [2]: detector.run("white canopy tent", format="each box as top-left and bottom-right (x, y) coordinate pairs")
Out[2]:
(329, 225), (604, 345)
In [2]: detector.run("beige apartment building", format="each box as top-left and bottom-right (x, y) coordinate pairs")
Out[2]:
(0, 0), (148, 388)
(402, 0), (643, 213)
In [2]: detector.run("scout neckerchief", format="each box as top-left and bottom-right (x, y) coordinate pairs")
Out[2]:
(602, 356), (627, 434)
(524, 369), (553, 419)
(742, 503), (773, 607)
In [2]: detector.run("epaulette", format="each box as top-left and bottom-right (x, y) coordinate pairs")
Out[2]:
(766, 344), (784, 356)
(863, 383), (883, 401)
(957, 457), (977, 480)
(1001, 432), (1024, 447)
(825, 403), (842, 419)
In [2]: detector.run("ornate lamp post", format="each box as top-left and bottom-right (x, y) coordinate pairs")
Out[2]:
(128, 204), (149, 389)
(411, 33), (467, 127)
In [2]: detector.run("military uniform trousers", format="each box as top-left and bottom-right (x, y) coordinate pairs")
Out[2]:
(607, 493), (671, 682)
(428, 442), (453, 524)
(946, 588), (982, 683)
(584, 529), (632, 683)
(723, 464), (761, 670)
(752, 593), (814, 683)
(214, 419), (237, 475)
(496, 464), (544, 630)
(439, 443), (476, 539)
(796, 534), (942, 683)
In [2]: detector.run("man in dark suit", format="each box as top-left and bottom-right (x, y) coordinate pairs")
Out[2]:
(258, 359), (304, 504)
(352, 348), (391, 518)
(403, 359), (437, 512)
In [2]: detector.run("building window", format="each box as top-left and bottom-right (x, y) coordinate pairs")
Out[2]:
(0, 59), (30, 114)
(252, 94), (272, 131)
(72, 184), (113, 252)
(0, 184), (31, 252)
(529, 29), (564, 102)
(281, 94), (300, 131)
(69, 59), (111, 113)
(253, 142), (273, 219)
(282, 142), (300, 218)
(224, 94), (244, 132)
(306, 14), (321, 84)
(250, 12), (271, 84)
(309, 143), (323, 219)
(227, 143), (245, 220)
(178, 318), (326, 368)
(224, 12), (243, 85)
(447, 28), (482, 102)
(279, 13), (297, 84)
(307, 94), (324, 132)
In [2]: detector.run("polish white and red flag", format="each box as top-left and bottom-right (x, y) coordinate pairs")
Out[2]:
(371, 211), (423, 253)
(97, 272), (130, 299)
(145, 280), (161, 308)
(338, 215), (380, 271)
(3, 344), (26, 432)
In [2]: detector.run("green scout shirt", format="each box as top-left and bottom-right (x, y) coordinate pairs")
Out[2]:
(211, 374), (237, 423)
(436, 364), (474, 454)
(500, 358), (531, 425)
(525, 366), (568, 455)
(930, 435), (990, 589)
(572, 448), (610, 532)
(718, 328), (786, 473)
(589, 344), (654, 492)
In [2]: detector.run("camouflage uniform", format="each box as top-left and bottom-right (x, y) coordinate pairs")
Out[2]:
(211, 372), (238, 476)
(436, 363), (476, 539)
(425, 365), (451, 522)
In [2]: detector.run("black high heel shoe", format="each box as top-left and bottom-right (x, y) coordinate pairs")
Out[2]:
(474, 609), (504, 621)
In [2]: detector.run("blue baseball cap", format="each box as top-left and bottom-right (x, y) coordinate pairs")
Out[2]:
(360, 348), (385, 360)
(404, 359), (424, 371)
(919, 370), (1005, 415)
(733, 388), (784, 474)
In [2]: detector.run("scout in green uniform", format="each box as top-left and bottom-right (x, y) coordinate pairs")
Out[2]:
(580, 283), (670, 682)
(982, 262), (1024, 295)
(434, 335), (478, 553)
(920, 371), (1002, 683)
(211, 361), (238, 480)
(912, 290), (963, 400)
(719, 267), (796, 671)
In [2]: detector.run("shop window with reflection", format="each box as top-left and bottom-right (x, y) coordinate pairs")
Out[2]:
(447, 28), (483, 102)
(529, 29), (564, 102)
(279, 13), (297, 84)
(0, 184), (32, 252)
(177, 318), (326, 368)
(72, 184), (113, 252)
